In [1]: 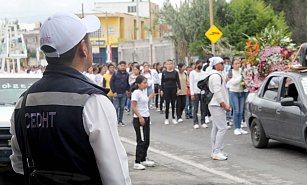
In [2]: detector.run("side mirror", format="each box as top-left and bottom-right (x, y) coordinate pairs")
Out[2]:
(281, 97), (295, 106)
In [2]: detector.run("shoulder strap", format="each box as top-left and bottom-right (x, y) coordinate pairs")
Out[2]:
(19, 90), (35, 185)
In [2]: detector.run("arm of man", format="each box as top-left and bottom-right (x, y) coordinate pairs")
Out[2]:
(10, 110), (24, 174)
(189, 71), (195, 95)
(210, 74), (224, 103)
(110, 73), (116, 94)
(83, 95), (131, 185)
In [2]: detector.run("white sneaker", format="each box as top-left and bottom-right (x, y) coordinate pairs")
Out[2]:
(211, 153), (228, 160)
(205, 116), (210, 123)
(193, 124), (199, 129)
(164, 119), (169, 125)
(141, 160), (155, 167)
(172, 119), (178, 124)
(240, 128), (248, 135)
(227, 125), (231, 129)
(201, 124), (208, 128)
(234, 129), (242, 135)
(134, 163), (145, 170)
(241, 121), (247, 128)
(178, 118), (183, 123)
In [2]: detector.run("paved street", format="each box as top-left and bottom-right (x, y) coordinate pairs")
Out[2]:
(2, 109), (307, 185)
(119, 109), (307, 185)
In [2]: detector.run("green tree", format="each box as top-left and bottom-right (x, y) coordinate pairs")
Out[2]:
(263, 0), (307, 44)
(223, 0), (290, 50)
(159, 0), (211, 61)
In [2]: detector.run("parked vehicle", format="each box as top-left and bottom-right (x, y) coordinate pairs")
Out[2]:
(0, 74), (41, 163)
(245, 71), (307, 149)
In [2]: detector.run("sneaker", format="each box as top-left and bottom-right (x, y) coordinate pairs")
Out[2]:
(172, 119), (178, 124)
(211, 153), (228, 160)
(150, 122), (152, 125)
(201, 124), (208, 128)
(240, 128), (248, 135)
(118, 122), (126, 127)
(141, 160), (155, 167)
(164, 119), (169, 125)
(157, 109), (161, 112)
(241, 121), (247, 128)
(234, 129), (242, 135)
(205, 116), (210, 123)
(193, 124), (199, 129)
(134, 163), (146, 170)
(178, 118), (183, 123)
(227, 125), (231, 129)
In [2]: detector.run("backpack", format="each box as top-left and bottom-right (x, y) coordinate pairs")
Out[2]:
(197, 73), (222, 104)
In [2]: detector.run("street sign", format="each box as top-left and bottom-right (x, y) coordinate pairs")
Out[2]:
(205, 25), (223, 44)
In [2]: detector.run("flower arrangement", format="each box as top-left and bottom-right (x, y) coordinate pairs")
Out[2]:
(242, 27), (295, 92)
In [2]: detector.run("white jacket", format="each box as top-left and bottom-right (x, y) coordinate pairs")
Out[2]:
(208, 69), (229, 106)
(229, 68), (244, 92)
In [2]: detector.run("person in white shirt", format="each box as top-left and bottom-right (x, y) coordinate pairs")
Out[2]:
(189, 60), (208, 129)
(228, 59), (248, 135)
(208, 57), (231, 161)
(10, 12), (131, 185)
(131, 75), (156, 170)
(142, 63), (154, 108)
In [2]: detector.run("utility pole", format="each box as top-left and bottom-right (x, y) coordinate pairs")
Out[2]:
(136, 0), (141, 40)
(209, 0), (215, 55)
(81, 3), (84, 18)
(149, 0), (153, 65)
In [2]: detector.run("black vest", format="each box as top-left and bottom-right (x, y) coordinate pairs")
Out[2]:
(14, 64), (109, 184)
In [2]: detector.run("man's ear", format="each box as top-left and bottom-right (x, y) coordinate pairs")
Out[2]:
(79, 40), (88, 58)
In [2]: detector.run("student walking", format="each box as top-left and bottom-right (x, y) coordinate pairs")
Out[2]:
(131, 75), (156, 170)
(160, 60), (181, 125)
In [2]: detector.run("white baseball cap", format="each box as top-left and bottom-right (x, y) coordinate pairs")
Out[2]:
(40, 12), (100, 58)
(210, 57), (224, 66)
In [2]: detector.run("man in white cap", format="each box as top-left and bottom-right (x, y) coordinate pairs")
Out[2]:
(208, 56), (231, 161)
(10, 12), (131, 185)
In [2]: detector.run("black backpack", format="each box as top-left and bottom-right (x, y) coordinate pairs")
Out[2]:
(197, 73), (222, 104)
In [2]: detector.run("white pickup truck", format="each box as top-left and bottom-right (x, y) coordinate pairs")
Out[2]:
(0, 73), (41, 163)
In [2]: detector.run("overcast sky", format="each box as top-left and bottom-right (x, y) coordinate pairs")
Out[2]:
(0, 0), (183, 23)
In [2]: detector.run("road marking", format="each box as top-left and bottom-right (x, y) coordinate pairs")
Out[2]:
(121, 137), (253, 185)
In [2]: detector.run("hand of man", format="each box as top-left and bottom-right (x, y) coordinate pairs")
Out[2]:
(160, 91), (163, 97)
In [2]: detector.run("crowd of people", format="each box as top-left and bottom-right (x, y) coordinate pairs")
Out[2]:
(80, 56), (250, 162)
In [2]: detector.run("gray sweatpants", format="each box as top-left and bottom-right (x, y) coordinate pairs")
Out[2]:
(209, 106), (228, 154)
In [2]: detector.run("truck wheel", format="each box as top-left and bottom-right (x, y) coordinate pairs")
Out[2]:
(251, 119), (269, 148)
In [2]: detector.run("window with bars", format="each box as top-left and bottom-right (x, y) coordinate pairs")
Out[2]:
(128, 6), (136, 13)
(89, 28), (102, 38)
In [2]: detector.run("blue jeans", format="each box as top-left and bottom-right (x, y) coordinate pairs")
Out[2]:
(147, 86), (153, 108)
(113, 93), (127, 123)
(185, 96), (193, 117)
(229, 92), (245, 129)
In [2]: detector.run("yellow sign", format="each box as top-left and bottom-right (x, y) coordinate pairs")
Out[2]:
(205, 25), (223, 44)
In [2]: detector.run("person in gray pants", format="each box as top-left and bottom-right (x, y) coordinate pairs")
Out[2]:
(208, 57), (231, 161)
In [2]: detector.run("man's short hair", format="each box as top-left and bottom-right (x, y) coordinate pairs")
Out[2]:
(119, 61), (126, 65)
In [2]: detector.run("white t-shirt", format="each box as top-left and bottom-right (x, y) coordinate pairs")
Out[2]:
(131, 89), (150, 118)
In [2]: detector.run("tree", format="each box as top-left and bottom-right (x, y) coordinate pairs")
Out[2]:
(263, 0), (307, 44)
(159, 0), (211, 61)
(222, 0), (290, 51)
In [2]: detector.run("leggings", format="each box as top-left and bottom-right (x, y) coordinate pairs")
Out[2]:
(164, 87), (177, 119)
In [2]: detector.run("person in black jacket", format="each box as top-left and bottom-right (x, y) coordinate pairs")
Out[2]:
(110, 61), (130, 126)
(160, 60), (181, 125)
(10, 12), (131, 185)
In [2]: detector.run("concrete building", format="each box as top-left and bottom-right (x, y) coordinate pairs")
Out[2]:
(78, 9), (160, 64)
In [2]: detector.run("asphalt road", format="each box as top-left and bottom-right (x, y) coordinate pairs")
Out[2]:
(2, 109), (307, 185)
(119, 109), (307, 185)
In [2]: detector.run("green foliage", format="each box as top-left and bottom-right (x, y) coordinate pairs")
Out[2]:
(159, 0), (291, 58)
(223, 0), (290, 50)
